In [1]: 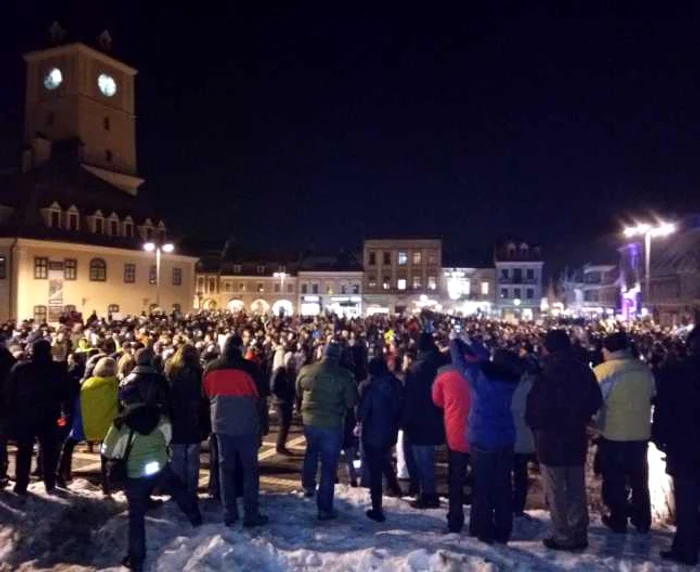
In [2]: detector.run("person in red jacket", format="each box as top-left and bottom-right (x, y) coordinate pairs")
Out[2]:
(432, 361), (472, 533)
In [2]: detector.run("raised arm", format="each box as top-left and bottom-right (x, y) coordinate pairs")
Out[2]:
(449, 337), (486, 386)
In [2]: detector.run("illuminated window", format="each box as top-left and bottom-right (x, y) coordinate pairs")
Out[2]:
(352, 283), (360, 294)
(257, 282), (264, 293)
(149, 265), (157, 285)
(412, 275), (421, 289)
(232, 264), (242, 274)
(427, 253), (436, 265)
(89, 258), (107, 281)
(33, 305), (47, 323)
(412, 251), (422, 265)
(382, 276), (391, 290)
(172, 268), (182, 286)
(64, 259), (77, 280)
(397, 278), (407, 290)
(124, 263), (136, 283)
(326, 283), (333, 294)
(383, 252), (391, 265)
(481, 281), (489, 295)
(34, 257), (49, 279)
(368, 276), (377, 289)
(398, 252), (408, 265)
(240, 282), (245, 292)
(428, 276), (437, 290)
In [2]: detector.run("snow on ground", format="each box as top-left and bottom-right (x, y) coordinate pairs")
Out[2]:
(0, 477), (690, 572)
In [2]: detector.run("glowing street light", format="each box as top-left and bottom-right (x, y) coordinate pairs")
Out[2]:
(143, 241), (175, 309)
(622, 221), (676, 308)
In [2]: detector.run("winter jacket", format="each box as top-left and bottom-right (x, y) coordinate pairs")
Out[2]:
(594, 351), (655, 442)
(296, 359), (358, 429)
(511, 375), (535, 455)
(203, 340), (269, 437)
(70, 374), (119, 442)
(3, 345), (69, 436)
(402, 350), (445, 446)
(271, 368), (296, 406)
(0, 348), (16, 432)
(358, 373), (404, 448)
(526, 350), (602, 466)
(450, 339), (519, 449)
(102, 405), (171, 479)
(431, 364), (471, 453)
(167, 365), (209, 444)
(652, 354), (700, 481)
(119, 365), (172, 417)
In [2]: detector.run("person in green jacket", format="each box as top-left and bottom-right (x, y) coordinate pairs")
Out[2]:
(296, 342), (358, 520)
(102, 404), (201, 572)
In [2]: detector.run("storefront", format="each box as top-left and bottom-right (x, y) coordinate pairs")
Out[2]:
(327, 295), (362, 317)
(300, 295), (322, 316)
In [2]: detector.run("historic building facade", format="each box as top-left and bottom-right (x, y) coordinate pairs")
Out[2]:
(0, 36), (197, 322)
(560, 264), (619, 317)
(494, 242), (545, 320)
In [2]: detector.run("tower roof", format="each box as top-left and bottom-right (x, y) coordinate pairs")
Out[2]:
(23, 42), (137, 76)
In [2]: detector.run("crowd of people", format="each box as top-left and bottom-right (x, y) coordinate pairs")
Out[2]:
(0, 309), (698, 570)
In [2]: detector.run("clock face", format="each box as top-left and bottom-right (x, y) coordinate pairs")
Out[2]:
(98, 73), (117, 97)
(44, 68), (63, 90)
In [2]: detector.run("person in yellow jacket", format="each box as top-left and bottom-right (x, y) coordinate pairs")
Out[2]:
(57, 357), (119, 493)
(594, 332), (656, 534)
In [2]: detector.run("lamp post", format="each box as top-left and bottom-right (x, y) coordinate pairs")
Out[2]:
(144, 241), (175, 309)
(622, 222), (676, 309)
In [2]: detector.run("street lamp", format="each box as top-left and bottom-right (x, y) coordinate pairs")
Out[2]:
(143, 241), (175, 309)
(622, 222), (676, 308)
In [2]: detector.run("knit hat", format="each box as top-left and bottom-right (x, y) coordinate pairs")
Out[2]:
(543, 330), (571, 354)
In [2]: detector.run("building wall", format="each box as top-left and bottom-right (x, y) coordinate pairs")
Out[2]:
(495, 260), (545, 317)
(3, 239), (196, 321)
(198, 273), (298, 314)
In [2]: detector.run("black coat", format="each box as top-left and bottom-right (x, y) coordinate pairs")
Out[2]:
(402, 350), (445, 446)
(652, 355), (700, 481)
(0, 348), (16, 430)
(119, 365), (172, 418)
(3, 355), (69, 436)
(526, 350), (602, 466)
(167, 365), (209, 444)
(271, 367), (295, 406)
(358, 373), (404, 448)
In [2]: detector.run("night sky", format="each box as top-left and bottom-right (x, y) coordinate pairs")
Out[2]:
(3, 2), (700, 269)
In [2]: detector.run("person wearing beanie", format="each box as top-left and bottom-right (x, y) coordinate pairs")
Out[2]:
(526, 329), (602, 551)
(203, 334), (269, 528)
(3, 338), (70, 495)
(296, 342), (358, 520)
(594, 331), (655, 535)
(118, 348), (172, 417)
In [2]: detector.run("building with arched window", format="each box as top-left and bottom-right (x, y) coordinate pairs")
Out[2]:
(0, 34), (198, 321)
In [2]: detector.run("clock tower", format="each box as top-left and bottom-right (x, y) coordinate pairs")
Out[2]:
(23, 41), (143, 194)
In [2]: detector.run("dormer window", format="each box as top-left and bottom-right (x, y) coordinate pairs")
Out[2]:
(90, 210), (105, 234)
(43, 202), (62, 229)
(107, 212), (120, 237)
(256, 265), (266, 275)
(66, 205), (79, 232)
(157, 220), (167, 241)
(122, 216), (134, 238)
(140, 219), (154, 241)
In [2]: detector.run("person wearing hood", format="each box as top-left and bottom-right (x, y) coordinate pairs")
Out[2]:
(57, 356), (119, 492)
(526, 329), (602, 552)
(357, 356), (404, 522)
(296, 342), (358, 520)
(102, 404), (202, 572)
(119, 348), (172, 417)
(270, 345), (296, 455)
(449, 333), (520, 543)
(3, 339), (69, 495)
(401, 332), (445, 509)
(203, 335), (269, 527)
(594, 331), (655, 535)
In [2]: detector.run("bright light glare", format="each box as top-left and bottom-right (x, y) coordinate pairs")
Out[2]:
(162, 243), (175, 253)
(650, 223), (676, 237)
(143, 242), (156, 252)
(143, 461), (160, 476)
(623, 223), (651, 238)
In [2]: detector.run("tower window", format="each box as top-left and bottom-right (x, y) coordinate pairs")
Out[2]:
(105, 150), (113, 162)
(104, 117), (110, 131)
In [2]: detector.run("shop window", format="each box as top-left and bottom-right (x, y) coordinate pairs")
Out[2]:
(64, 258), (77, 280)
(34, 257), (49, 279)
(89, 258), (107, 281)
(172, 267), (182, 286)
(33, 305), (47, 323)
(124, 263), (136, 283)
